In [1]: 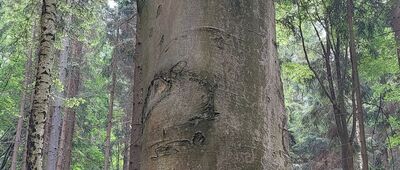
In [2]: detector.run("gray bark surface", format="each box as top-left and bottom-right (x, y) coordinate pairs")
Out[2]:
(46, 14), (70, 170)
(134, 1), (289, 169)
(56, 40), (82, 170)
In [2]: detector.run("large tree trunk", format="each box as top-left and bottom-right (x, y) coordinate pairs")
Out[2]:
(46, 8), (70, 170)
(347, 0), (369, 169)
(26, 0), (56, 169)
(56, 40), (82, 170)
(134, 0), (289, 169)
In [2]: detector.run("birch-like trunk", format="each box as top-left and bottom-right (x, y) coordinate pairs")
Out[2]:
(26, 0), (56, 169)
(134, 0), (289, 169)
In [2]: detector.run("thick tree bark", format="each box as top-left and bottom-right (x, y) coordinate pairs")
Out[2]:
(134, 0), (289, 169)
(46, 9), (70, 170)
(104, 47), (117, 170)
(56, 40), (83, 170)
(347, 0), (369, 169)
(42, 99), (53, 168)
(26, 0), (57, 169)
(10, 27), (35, 170)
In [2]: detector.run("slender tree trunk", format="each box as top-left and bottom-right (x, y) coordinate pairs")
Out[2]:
(117, 141), (120, 170)
(299, 10), (354, 168)
(23, 74), (37, 170)
(22, 128), (29, 170)
(332, 36), (354, 170)
(134, 0), (288, 169)
(26, 0), (56, 169)
(129, 46), (141, 170)
(123, 62), (133, 170)
(56, 40), (83, 170)
(391, 0), (400, 67)
(120, 2), (136, 169)
(104, 47), (117, 170)
(10, 28), (35, 170)
(47, 9), (70, 170)
(56, 119), (66, 170)
(351, 83), (362, 170)
(324, 30), (353, 170)
(347, 0), (369, 169)
(122, 107), (131, 170)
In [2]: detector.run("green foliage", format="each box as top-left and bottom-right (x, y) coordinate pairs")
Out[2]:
(1, 0), (399, 169)
(64, 97), (86, 108)
(53, 78), (64, 92)
(388, 116), (400, 148)
(277, 0), (400, 167)
(0, 0), (134, 169)
(282, 62), (314, 83)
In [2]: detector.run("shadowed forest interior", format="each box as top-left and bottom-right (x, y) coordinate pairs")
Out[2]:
(0, 0), (400, 169)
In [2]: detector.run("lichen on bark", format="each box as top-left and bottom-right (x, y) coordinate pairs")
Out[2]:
(27, 0), (57, 169)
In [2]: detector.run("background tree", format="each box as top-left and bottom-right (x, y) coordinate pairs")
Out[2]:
(46, 1), (71, 169)
(277, 0), (400, 169)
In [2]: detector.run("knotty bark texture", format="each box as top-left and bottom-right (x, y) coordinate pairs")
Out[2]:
(134, 0), (289, 169)
(26, 0), (56, 169)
